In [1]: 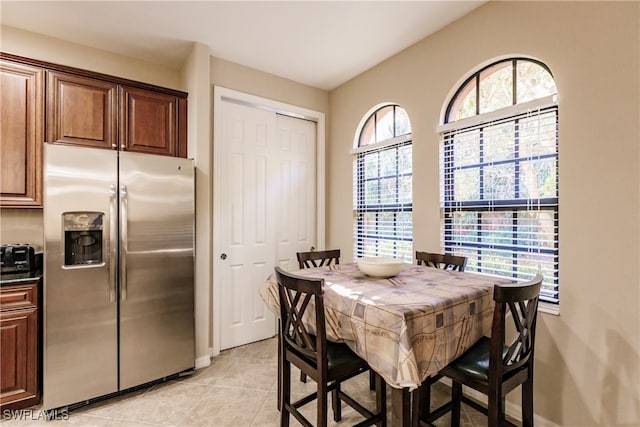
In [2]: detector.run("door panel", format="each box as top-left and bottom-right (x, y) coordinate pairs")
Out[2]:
(218, 102), (317, 350)
(43, 144), (118, 410)
(118, 152), (195, 389)
(219, 102), (277, 350)
(275, 115), (317, 271)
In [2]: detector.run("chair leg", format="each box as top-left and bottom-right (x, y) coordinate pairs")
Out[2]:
(375, 373), (387, 427)
(488, 384), (503, 427)
(419, 379), (432, 420)
(522, 375), (534, 427)
(451, 381), (462, 427)
(318, 381), (328, 427)
(280, 358), (291, 427)
(277, 322), (282, 411)
(369, 369), (376, 391)
(332, 382), (342, 422)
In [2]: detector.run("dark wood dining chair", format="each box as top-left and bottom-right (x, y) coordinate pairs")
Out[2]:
(295, 249), (376, 391)
(415, 251), (467, 271)
(275, 267), (386, 427)
(297, 249), (341, 269)
(414, 250), (468, 413)
(419, 274), (543, 427)
(297, 249), (340, 384)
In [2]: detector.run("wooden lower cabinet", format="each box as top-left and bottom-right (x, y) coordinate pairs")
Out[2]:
(0, 281), (39, 410)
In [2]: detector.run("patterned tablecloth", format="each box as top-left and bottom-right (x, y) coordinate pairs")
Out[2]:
(259, 263), (512, 390)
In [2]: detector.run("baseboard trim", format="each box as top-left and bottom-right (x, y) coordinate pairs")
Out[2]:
(194, 348), (213, 369)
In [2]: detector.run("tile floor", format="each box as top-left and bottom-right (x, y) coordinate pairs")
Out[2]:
(1, 337), (494, 426)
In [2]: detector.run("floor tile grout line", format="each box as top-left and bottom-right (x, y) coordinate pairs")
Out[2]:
(248, 386), (275, 427)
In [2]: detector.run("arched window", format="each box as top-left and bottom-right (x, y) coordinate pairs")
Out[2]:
(439, 58), (559, 305)
(353, 104), (412, 261)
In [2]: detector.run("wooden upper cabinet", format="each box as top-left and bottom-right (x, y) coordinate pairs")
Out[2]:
(0, 60), (44, 207)
(46, 71), (118, 150)
(46, 75), (187, 157)
(120, 86), (177, 156)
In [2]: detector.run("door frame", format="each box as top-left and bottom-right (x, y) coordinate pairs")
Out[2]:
(212, 86), (326, 356)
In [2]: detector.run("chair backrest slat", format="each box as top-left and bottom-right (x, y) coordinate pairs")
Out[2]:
(297, 249), (341, 270)
(491, 274), (542, 377)
(415, 251), (467, 271)
(275, 266), (327, 363)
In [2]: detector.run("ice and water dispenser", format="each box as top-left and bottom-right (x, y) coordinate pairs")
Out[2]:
(63, 212), (104, 266)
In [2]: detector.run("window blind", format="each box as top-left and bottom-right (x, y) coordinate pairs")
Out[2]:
(440, 106), (559, 303)
(353, 139), (413, 262)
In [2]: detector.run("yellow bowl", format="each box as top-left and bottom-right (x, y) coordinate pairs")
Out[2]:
(357, 257), (404, 278)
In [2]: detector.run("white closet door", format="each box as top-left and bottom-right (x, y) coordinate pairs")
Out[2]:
(274, 114), (317, 271)
(218, 102), (317, 350)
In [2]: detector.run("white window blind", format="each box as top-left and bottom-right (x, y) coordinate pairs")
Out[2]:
(440, 106), (559, 303)
(353, 138), (413, 262)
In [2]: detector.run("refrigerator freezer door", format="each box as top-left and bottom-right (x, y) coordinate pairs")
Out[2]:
(43, 144), (118, 409)
(118, 152), (195, 389)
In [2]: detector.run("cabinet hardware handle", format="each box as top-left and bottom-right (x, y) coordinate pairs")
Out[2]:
(220, 253), (227, 260)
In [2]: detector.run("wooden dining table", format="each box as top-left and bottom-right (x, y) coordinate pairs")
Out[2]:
(259, 262), (513, 426)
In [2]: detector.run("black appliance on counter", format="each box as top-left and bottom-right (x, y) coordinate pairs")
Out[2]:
(0, 244), (38, 275)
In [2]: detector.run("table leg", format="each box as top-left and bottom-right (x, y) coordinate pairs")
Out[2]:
(391, 387), (412, 427)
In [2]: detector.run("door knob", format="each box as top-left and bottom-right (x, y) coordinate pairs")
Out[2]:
(220, 253), (227, 260)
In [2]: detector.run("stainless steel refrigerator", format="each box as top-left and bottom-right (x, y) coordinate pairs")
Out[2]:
(42, 144), (195, 410)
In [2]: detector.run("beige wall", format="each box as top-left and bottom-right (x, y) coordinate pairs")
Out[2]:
(0, 209), (44, 250)
(328, 2), (639, 426)
(211, 57), (329, 114)
(181, 42), (213, 366)
(0, 26), (183, 90)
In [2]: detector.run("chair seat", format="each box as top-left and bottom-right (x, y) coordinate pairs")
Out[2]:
(295, 339), (368, 380)
(442, 336), (507, 382)
(442, 336), (491, 382)
(326, 341), (368, 378)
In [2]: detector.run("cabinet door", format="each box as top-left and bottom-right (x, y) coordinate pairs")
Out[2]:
(120, 86), (178, 156)
(0, 61), (44, 207)
(0, 307), (38, 409)
(47, 71), (118, 150)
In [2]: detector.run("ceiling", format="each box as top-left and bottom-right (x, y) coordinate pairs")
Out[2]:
(1, 1), (486, 91)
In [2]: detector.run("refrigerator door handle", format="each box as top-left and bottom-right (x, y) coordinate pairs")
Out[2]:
(109, 185), (117, 303)
(120, 184), (128, 301)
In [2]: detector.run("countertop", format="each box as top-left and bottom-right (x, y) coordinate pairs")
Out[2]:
(0, 270), (42, 286)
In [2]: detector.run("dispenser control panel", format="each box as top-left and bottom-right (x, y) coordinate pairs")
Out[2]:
(63, 212), (104, 266)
